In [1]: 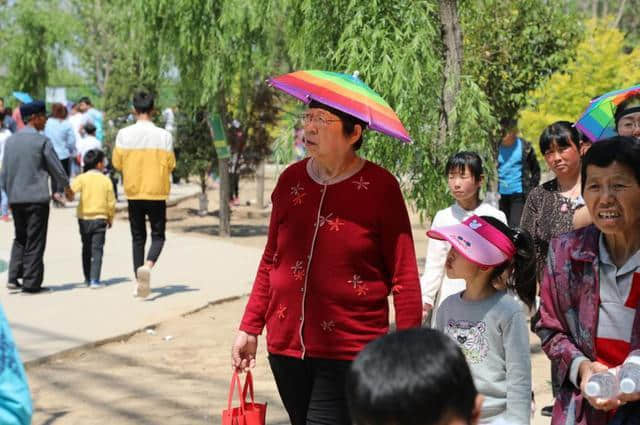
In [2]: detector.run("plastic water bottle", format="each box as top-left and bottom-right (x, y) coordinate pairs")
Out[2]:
(585, 370), (618, 399)
(619, 350), (640, 394)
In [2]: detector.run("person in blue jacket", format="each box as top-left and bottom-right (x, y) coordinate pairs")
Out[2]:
(0, 303), (32, 425)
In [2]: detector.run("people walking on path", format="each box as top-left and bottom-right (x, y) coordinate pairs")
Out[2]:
(497, 119), (540, 227)
(44, 103), (76, 206)
(0, 97), (17, 133)
(0, 100), (72, 294)
(420, 152), (506, 326)
(430, 215), (535, 424)
(112, 91), (175, 298)
(78, 97), (104, 143)
(232, 100), (422, 425)
(70, 149), (116, 289)
(0, 109), (12, 221)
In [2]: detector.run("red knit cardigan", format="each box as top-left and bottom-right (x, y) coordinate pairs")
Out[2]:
(240, 159), (422, 360)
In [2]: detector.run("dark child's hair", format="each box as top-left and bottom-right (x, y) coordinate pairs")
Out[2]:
(481, 216), (536, 310)
(347, 328), (478, 425)
(615, 94), (640, 130)
(83, 122), (96, 135)
(50, 102), (67, 120)
(445, 151), (484, 181)
(78, 96), (92, 105)
(83, 149), (105, 172)
(133, 91), (154, 114)
(539, 121), (580, 155)
(581, 136), (640, 192)
(308, 100), (367, 150)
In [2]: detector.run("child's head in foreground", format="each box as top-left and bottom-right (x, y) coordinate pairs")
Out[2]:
(346, 328), (482, 425)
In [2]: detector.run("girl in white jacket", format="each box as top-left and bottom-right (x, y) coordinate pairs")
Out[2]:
(421, 152), (506, 326)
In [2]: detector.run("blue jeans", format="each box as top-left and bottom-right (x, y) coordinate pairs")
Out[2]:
(1, 190), (8, 216)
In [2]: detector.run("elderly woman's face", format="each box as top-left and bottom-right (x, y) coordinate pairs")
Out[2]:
(302, 108), (355, 159)
(583, 161), (640, 235)
(617, 111), (640, 140)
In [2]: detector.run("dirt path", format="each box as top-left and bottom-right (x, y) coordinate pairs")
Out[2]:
(26, 173), (552, 425)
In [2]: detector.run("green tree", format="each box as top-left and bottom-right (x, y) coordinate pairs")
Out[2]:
(461, 0), (583, 149)
(0, 0), (76, 99)
(520, 19), (640, 150)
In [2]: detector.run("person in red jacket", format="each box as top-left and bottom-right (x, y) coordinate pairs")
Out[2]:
(231, 100), (422, 425)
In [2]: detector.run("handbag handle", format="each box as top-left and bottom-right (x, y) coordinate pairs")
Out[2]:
(242, 370), (256, 404)
(227, 371), (246, 413)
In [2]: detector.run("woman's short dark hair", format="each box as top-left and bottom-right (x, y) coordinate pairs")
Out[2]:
(133, 91), (154, 114)
(581, 136), (640, 192)
(445, 151), (484, 181)
(539, 121), (580, 155)
(308, 100), (367, 150)
(347, 328), (477, 425)
(50, 103), (68, 120)
(83, 149), (105, 172)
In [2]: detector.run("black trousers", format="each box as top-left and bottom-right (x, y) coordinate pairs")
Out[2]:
(499, 193), (526, 227)
(51, 158), (70, 194)
(78, 219), (107, 282)
(8, 203), (49, 291)
(127, 200), (166, 274)
(268, 354), (352, 425)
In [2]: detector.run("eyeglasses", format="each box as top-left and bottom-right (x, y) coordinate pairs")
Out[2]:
(619, 120), (640, 131)
(299, 113), (341, 127)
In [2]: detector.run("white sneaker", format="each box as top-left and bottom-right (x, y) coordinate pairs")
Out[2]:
(135, 266), (151, 298)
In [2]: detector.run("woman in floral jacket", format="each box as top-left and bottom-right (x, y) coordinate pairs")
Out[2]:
(536, 136), (640, 425)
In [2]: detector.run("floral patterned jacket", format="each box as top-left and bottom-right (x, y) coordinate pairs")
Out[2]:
(536, 225), (640, 425)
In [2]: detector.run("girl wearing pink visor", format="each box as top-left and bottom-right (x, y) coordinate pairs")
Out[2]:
(428, 215), (536, 425)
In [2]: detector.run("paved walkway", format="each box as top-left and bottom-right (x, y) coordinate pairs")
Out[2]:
(0, 183), (263, 363)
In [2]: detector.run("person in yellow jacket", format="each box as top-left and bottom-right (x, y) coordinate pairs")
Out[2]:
(112, 91), (175, 298)
(70, 149), (116, 289)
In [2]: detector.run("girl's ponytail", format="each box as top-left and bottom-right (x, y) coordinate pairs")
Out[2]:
(481, 216), (537, 310)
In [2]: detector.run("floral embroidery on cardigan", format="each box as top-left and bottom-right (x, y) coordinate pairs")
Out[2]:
(352, 176), (370, 191)
(348, 274), (362, 288)
(276, 304), (287, 319)
(291, 260), (305, 281)
(290, 183), (306, 206)
(327, 217), (345, 232)
(355, 284), (369, 296)
(318, 213), (333, 228)
(321, 320), (335, 332)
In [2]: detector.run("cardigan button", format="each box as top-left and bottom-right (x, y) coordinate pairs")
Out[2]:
(299, 316), (303, 321)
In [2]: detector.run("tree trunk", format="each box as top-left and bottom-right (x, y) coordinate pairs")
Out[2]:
(256, 160), (265, 209)
(613, 0), (627, 27)
(218, 158), (231, 236)
(592, 0), (598, 19)
(437, 0), (463, 150)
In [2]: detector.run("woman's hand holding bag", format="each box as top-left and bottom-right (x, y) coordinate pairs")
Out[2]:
(221, 370), (266, 425)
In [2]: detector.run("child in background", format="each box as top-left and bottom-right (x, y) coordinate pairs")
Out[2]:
(421, 152), (506, 326)
(430, 215), (535, 425)
(70, 149), (116, 288)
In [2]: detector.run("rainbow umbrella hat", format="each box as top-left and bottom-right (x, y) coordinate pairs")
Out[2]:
(268, 70), (412, 143)
(575, 84), (640, 142)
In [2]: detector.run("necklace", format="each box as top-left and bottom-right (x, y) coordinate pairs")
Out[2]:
(557, 181), (582, 213)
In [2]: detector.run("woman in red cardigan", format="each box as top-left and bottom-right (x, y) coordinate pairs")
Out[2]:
(231, 100), (422, 425)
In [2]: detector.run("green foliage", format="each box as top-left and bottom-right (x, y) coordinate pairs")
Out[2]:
(0, 0), (76, 99)
(283, 0), (496, 217)
(462, 0), (583, 141)
(520, 19), (640, 150)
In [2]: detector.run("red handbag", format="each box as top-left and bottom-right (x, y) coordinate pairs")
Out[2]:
(222, 371), (267, 425)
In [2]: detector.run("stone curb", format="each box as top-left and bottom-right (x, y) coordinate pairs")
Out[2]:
(23, 295), (244, 369)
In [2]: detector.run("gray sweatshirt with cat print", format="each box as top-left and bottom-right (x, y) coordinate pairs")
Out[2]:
(435, 290), (531, 425)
